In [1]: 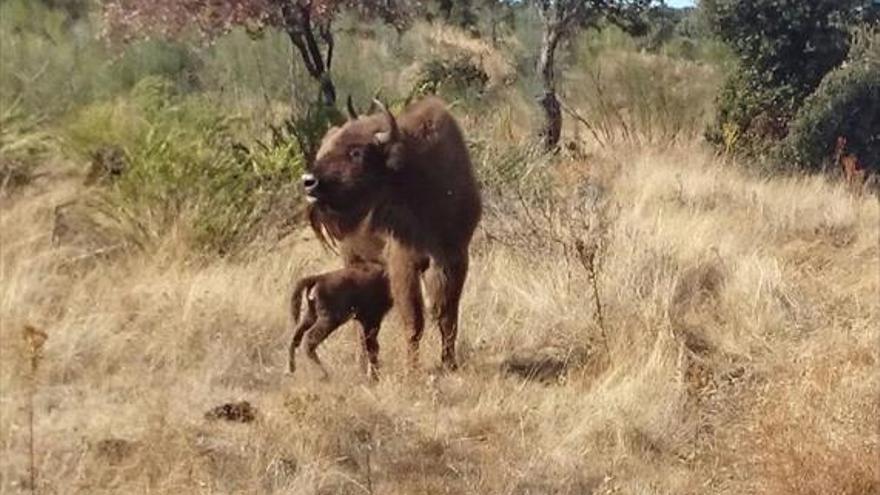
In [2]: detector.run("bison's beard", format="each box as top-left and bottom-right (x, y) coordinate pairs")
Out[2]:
(307, 200), (374, 250)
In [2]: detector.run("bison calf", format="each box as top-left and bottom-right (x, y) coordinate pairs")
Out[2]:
(288, 263), (391, 380)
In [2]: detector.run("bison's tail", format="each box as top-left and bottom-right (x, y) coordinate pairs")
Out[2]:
(290, 275), (318, 325)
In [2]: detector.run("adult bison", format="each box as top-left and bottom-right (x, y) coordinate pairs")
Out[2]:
(302, 95), (482, 370)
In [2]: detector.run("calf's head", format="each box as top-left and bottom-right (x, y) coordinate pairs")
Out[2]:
(303, 99), (402, 215)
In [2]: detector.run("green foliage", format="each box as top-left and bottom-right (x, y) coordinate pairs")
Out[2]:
(703, 0), (878, 159)
(284, 102), (345, 165)
(0, 0), (204, 118)
(781, 33), (880, 172)
(0, 103), (56, 194)
(412, 54), (490, 99)
(673, 6), (709, 39)
(637, 5), (688, 52)
(0, 0), (748, 254)
(64, 77), (305, 254)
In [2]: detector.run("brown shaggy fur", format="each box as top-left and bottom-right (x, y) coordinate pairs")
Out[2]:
(304, 96), (482, 369)
(288, 262), (392, 380)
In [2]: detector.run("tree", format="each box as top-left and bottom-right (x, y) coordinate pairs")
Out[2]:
(532, 0), (649, 150)
(102, 0), (415, 107)
(780, 28), (880, 172)
(703, 0), (879, 158)
(639, 4), (687, 51)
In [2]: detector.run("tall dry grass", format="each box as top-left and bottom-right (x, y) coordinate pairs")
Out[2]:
(2, 140), (877, 494)
(1, 6), (877, 493)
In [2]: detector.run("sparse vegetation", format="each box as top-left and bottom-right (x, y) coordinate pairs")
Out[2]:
(0, 104), (55, 194)
(1, 1), (878, 494)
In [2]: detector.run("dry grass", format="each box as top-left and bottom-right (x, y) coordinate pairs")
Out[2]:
(1, 144), (878, 494)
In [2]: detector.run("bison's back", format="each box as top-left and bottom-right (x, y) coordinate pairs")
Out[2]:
(395, 97), (482, 251)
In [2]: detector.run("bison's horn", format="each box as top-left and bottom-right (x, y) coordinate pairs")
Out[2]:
(346, 95), (359, 121)
(373, 98), (399, 145)
(366, 88), (383, 114)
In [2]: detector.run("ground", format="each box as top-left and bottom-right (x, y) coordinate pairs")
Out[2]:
(1, 145), (878, 494)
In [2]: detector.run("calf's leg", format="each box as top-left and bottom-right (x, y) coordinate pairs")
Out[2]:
(303, 317), (342, 380)
(289, 302), (317, 374)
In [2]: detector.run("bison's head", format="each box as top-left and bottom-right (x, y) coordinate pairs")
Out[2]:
(302, 98), (402, 216)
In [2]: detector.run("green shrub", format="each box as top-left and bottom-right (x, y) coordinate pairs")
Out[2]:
(0, 103), (56, 194)
(64, 77), (305, 254)
(780, 37), (880, 172)
(702, 0), (877, 159)
(283, 102), (345, 165)
(412, 54), (489, 99)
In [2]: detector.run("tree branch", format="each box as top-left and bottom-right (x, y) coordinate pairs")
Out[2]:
(319, 22), (334, 70)
(298, 3), (328, 75)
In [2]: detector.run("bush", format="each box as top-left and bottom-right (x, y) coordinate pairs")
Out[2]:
(63, 77), (305, 254)
(412, 54), (489, 99)
(0, 103), (56, 194)
(702, 0), (877, 159)
(781, 36), (880, 172)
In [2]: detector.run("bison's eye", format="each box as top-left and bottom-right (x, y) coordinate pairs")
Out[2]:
(349, 147), (365, 163)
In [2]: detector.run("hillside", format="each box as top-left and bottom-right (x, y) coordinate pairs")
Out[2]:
(2, 142), (878, 493)
(1, 1), (879, 493)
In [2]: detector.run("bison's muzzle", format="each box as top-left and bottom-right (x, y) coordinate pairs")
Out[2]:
(302, 173), (319, 204)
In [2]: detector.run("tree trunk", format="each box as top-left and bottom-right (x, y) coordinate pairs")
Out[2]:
(317, 73), (336, 106)
(537, 27), (562, 151)
(282, 3), (337, 107)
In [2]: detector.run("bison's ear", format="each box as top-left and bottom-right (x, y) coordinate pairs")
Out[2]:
(373, 134), (405, 171)
(385, 143), (405, 171)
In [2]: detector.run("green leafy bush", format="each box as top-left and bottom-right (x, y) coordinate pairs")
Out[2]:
(412, 54), (489, 99)
(780, 35), (880, 172)
(64, 77), (304, 254)
(702, 0), (877, 159)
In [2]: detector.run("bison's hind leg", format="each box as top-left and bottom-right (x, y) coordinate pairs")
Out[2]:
(424, 253), (469, 370)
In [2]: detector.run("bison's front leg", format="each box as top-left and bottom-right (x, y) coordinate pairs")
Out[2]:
(386, 241), (425, 369)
